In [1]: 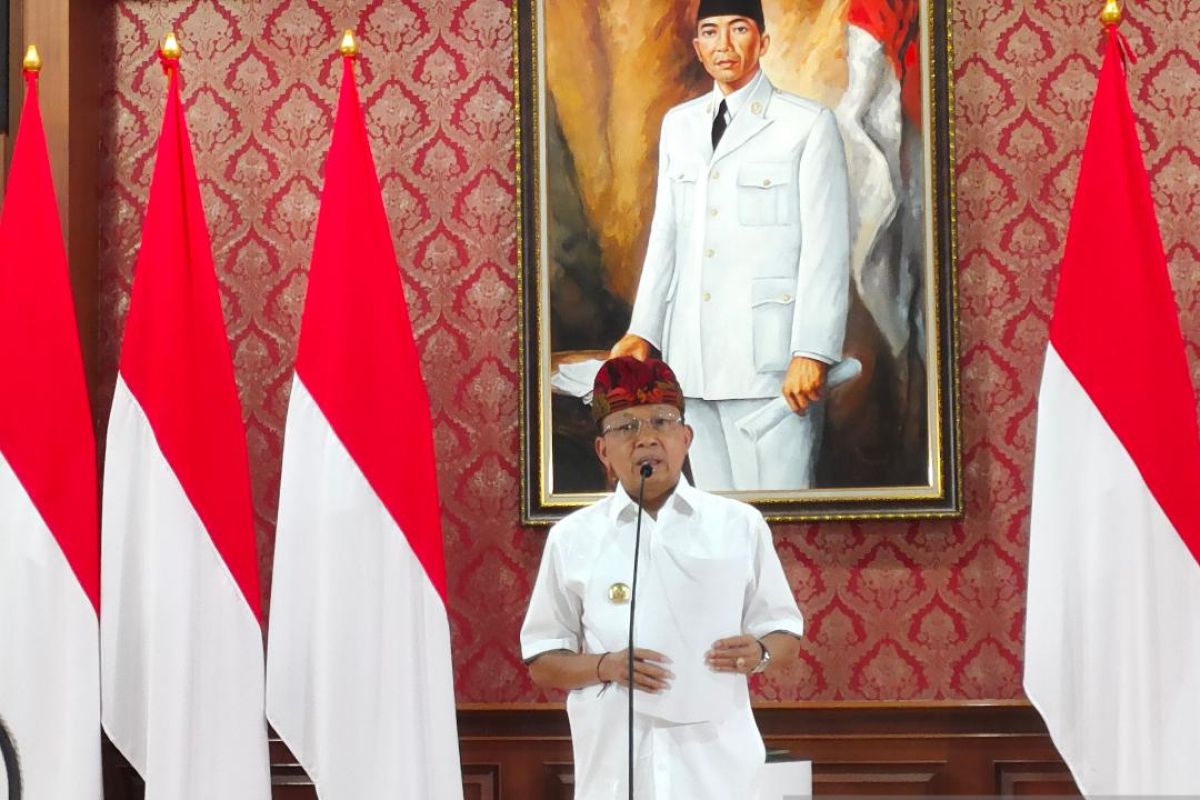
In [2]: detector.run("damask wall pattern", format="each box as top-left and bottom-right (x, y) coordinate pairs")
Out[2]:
(97, 0), (1200, 702)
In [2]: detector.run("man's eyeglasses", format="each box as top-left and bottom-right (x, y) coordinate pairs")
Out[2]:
(601, 413), (684, 441)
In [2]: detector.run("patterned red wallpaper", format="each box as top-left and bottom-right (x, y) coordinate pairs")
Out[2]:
(97, 0), (1200, 702)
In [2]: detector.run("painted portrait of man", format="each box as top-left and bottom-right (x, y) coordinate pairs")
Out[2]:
(525, 0), (949, 515)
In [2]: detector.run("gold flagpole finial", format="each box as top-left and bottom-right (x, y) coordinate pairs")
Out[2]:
(1100, 0), (1122, 27)
(23, 45), (41, 72)
(339, 29), (359, 58)
(161, 31), (182, 60)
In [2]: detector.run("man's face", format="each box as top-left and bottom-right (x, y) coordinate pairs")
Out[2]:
(595, 403), (693, 509)
(693, 15), (770, 93)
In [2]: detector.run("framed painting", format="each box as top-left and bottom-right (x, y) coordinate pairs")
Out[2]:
(516, 0), (961, 523)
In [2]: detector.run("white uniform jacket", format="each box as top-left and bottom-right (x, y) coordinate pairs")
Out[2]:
(628, 74), (851, 400)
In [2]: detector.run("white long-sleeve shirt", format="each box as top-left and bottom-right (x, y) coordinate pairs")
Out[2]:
(521, 477), (804, 799)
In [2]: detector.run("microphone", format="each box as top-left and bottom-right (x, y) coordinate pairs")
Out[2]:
(628, 461), (651, 799)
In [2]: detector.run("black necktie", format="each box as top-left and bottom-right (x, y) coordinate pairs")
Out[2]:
(711, 99), (728, 150)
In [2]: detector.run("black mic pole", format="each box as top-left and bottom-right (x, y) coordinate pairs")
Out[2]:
(628, 462), (651, 800)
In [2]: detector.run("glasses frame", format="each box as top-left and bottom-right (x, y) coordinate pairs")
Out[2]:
(600, 412), (685, 441)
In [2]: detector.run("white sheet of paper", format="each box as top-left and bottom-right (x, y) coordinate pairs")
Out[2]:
(550, 358), (606, 399)
(632, 547), (744, 724)
(757, 760), (813, 799)
(734, 357), (863, 441)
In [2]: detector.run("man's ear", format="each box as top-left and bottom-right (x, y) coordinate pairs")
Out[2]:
(759, 31), (771, 57)
(595, 436), (619, 487)
(595, 435), (610, 471)
(682, 424), (695, 450)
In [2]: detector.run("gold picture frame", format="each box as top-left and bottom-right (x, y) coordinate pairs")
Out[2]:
(516, 0), (961, 523)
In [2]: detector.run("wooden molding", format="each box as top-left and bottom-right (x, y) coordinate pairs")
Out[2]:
(455, 701), (1079, 798)
(101, 701), (1080, 799)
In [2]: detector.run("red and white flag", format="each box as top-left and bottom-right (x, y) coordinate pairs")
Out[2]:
(0, 57), (102, 800)
(836, 0), (921, 356)
(265, 44), (463, 798)
(100, 46), (270, 799)
(1024, 25), (1200, 795)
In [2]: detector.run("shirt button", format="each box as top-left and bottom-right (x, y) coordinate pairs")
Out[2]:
(762, 178), (772, 187)
(705, 248), (715, 258)
(782, 293), (791, 301)
(703, 292), (712, 301)
(709, 208), (718, 217)
(711, 170), (720, 180)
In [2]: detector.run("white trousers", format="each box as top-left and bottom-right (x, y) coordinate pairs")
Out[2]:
(686, 398), (824, 491)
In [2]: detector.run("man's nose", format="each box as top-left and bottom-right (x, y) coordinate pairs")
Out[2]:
(632, 425), (661, 446)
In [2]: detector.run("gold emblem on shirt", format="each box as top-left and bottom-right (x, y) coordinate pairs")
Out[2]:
(608, 582), (631, 603)
(751, 101), (763, 115)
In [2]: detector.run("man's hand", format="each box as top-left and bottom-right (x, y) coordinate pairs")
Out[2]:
(781, 356), (828, 414)
(705, 635), (765, 674)
(610, 334), (651, 361)
(599, 648), (674, 693)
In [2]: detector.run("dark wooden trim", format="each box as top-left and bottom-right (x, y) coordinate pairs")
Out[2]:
(99, 701), (1079, 799)
(456, 701), (1077, 798)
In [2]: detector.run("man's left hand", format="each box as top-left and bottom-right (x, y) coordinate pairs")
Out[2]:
(706, 635), (765, 674)
(781, 356), (827, 414)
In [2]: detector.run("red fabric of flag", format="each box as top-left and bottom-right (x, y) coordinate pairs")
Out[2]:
(0, 68), (98, 609)
(1048, 27), (1200, 562)
(1025, 25), (1200, 795)
(117, 55), (261, 617)
(293, 53), (447, 599)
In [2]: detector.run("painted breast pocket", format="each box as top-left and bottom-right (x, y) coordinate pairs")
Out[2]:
(737, 162), (793, 226)
(669, 163), (700, 226)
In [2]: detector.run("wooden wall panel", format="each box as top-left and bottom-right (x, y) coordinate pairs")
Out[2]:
(995, 761), (1081, 797)
(100, 702), (1079, 799)
(463, 764), (500, 800)
(454, 702), (1079, 799)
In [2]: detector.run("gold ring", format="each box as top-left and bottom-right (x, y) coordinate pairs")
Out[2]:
(735, 656), (745, 670)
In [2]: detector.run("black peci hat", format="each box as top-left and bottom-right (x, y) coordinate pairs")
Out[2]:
(696, 0), (765, 32)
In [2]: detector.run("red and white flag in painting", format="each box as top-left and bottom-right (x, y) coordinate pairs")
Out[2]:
(0, 56), (102, 800)
(265, 41), (463, 799)
(835, 0), (921, 356)
(100, 43), (271, 799)
(1024, 23), (1200, 795)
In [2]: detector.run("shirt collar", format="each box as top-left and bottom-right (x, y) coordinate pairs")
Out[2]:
(608, 474), (698, 525)
(711, 69), (765, 121)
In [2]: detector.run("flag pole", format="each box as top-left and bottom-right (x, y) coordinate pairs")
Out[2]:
(339, 28), (359, 58)
(161, 30), (182, 60)
(1100, 0), (1122, 26)
(23, 44), (41, 73)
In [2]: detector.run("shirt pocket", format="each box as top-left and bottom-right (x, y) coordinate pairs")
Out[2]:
(669, 162), (700, 227)
(737, 161), (793, 226)
(750, 277), (796, 373)
(655, 551), (746, 636)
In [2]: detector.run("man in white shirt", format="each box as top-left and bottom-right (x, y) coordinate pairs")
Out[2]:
(521, 356), (804, 799)
(610, 0), (851, 491)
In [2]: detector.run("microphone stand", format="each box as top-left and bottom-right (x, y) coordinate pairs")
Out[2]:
(628, 462), (651, 800)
